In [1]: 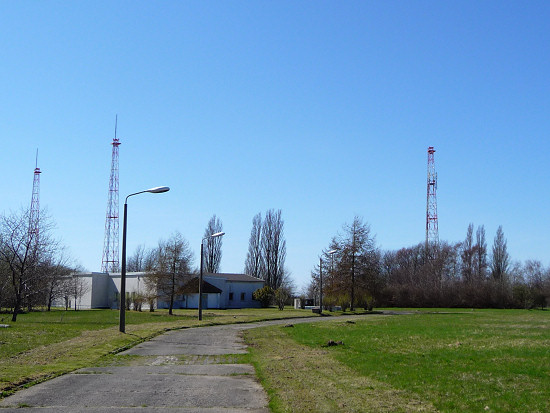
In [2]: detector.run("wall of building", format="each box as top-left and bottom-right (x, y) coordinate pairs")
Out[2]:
(205, 275), (263, 309)
(53, 272), (263, 310)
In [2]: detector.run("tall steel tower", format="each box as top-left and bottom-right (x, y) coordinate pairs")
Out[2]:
(426, 146), (439, 252)
(29, 150), (41, 241)
(101, 118), (121, 273)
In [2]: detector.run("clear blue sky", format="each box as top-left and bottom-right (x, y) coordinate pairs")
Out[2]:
(2, 1), (549, 290)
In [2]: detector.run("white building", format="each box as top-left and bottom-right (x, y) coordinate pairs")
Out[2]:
(57, 272), (264, 310)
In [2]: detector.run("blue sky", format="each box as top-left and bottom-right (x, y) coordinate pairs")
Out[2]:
(1, 1), (549, 290)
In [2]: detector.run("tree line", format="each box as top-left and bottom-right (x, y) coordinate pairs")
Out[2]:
(308, 217), (550, 310)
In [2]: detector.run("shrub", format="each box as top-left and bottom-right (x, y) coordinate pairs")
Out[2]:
(253, 286), (274, 308)
(274, 288), (290, 310)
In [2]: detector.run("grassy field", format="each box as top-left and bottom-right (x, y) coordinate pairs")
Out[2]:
(0, 306), (320, 396)
(245, 309), (550, 413)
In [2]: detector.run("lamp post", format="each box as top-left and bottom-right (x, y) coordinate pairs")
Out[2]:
(198, 231), (225, 320)
(328, 249), (337, 271)
(319, 257), (323, 313)
(324, 249), (337, 312)
(119, 186), (169, 333)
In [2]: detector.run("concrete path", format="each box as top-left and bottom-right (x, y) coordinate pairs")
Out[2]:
(0, 314), (378, 412)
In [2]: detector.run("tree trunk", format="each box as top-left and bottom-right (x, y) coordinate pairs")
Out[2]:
(169, 273), (175, 315)
(11, 293), (21, 322)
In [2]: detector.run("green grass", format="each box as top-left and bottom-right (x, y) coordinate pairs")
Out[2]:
(0, 306), (318, 396)
(246, 309), (550, 413)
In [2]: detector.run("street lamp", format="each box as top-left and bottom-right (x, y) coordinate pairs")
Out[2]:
(119, 186), (170, 333)
(328, 249), (337, 270)
(321, 249), (337, 313)
(319, 256), (323, 313)
(198, 231), (225, 320)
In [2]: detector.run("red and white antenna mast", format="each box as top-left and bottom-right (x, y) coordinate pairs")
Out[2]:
(29, 149), (41, 241)
(426, 146), (439, 252)
(101, 117), (121, 273)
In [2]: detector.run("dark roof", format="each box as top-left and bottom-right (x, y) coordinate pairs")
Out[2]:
(204, 273), (264, 283)
(180, 278), (222, 294)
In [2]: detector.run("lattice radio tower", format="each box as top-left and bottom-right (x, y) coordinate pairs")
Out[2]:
(29, 149), (41, 241)
(426, 146), (439, 253)
(101, 117), (121, 273)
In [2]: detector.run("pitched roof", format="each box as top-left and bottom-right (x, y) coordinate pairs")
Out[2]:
(204, 273), (264, 283)
(180, 278), (222, 294)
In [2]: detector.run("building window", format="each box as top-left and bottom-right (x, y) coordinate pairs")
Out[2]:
(241, 292), (245, 301)
(229, 292), (234, 300)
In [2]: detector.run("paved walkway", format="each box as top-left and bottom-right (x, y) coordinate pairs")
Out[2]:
(0, 314), (379, 412)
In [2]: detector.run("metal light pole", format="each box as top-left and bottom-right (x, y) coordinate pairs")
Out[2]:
(119, 186), (169, 333)
(328, 249), (337, 271)
(198, 231), (225, 321)
(326, 249), (337, 312)
(319, 257), (323, 313)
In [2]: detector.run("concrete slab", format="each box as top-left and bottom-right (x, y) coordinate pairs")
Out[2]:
(0, 314), (381, 412)
(0, 408), (269, 413)
(0, 373), (267, 409)
(122, 325), (247, 356)
(77, 364), (255, 376)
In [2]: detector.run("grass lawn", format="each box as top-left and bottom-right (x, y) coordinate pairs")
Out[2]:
(0, 306), (319, 396)
(245, 309), (550, 413)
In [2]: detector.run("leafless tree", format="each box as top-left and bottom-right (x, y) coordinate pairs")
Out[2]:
(523, 260), (550, 309)
(261, 209), (287, 290)
(0, 259), (12, 310)
(43, 251), (73, 311)
(70, 274), (90, 310)
(0, 209), (57, 321)
(203, 215), (223, 273)
(147, 232), (194, 315)
(491, 226), (509, 281)
(127, 244), (150, 272)
(244, 213), (264, 278)
(461, 223), (474, 283)
(475, 225), (488, 280)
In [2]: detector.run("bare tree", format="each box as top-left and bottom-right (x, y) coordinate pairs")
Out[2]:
(0, 257), (14, 311)
(261, 209), (287, 290)
(475, 225), (488, 279)
(70, 274), (90, 311)
(0, 209), (56, 321)
(461, 223), (474, 283)
(244, 213), (264, 278)
(127, 244), (149, 272)
(523, 260), (547, 309)
(491, 226), (509, 281)
(147, 232), (194, 315)
(203, 215), (223, 273)
(43, 251), (73, 311)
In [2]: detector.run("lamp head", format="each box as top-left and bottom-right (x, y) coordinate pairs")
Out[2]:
(146, 186), (170, 194)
